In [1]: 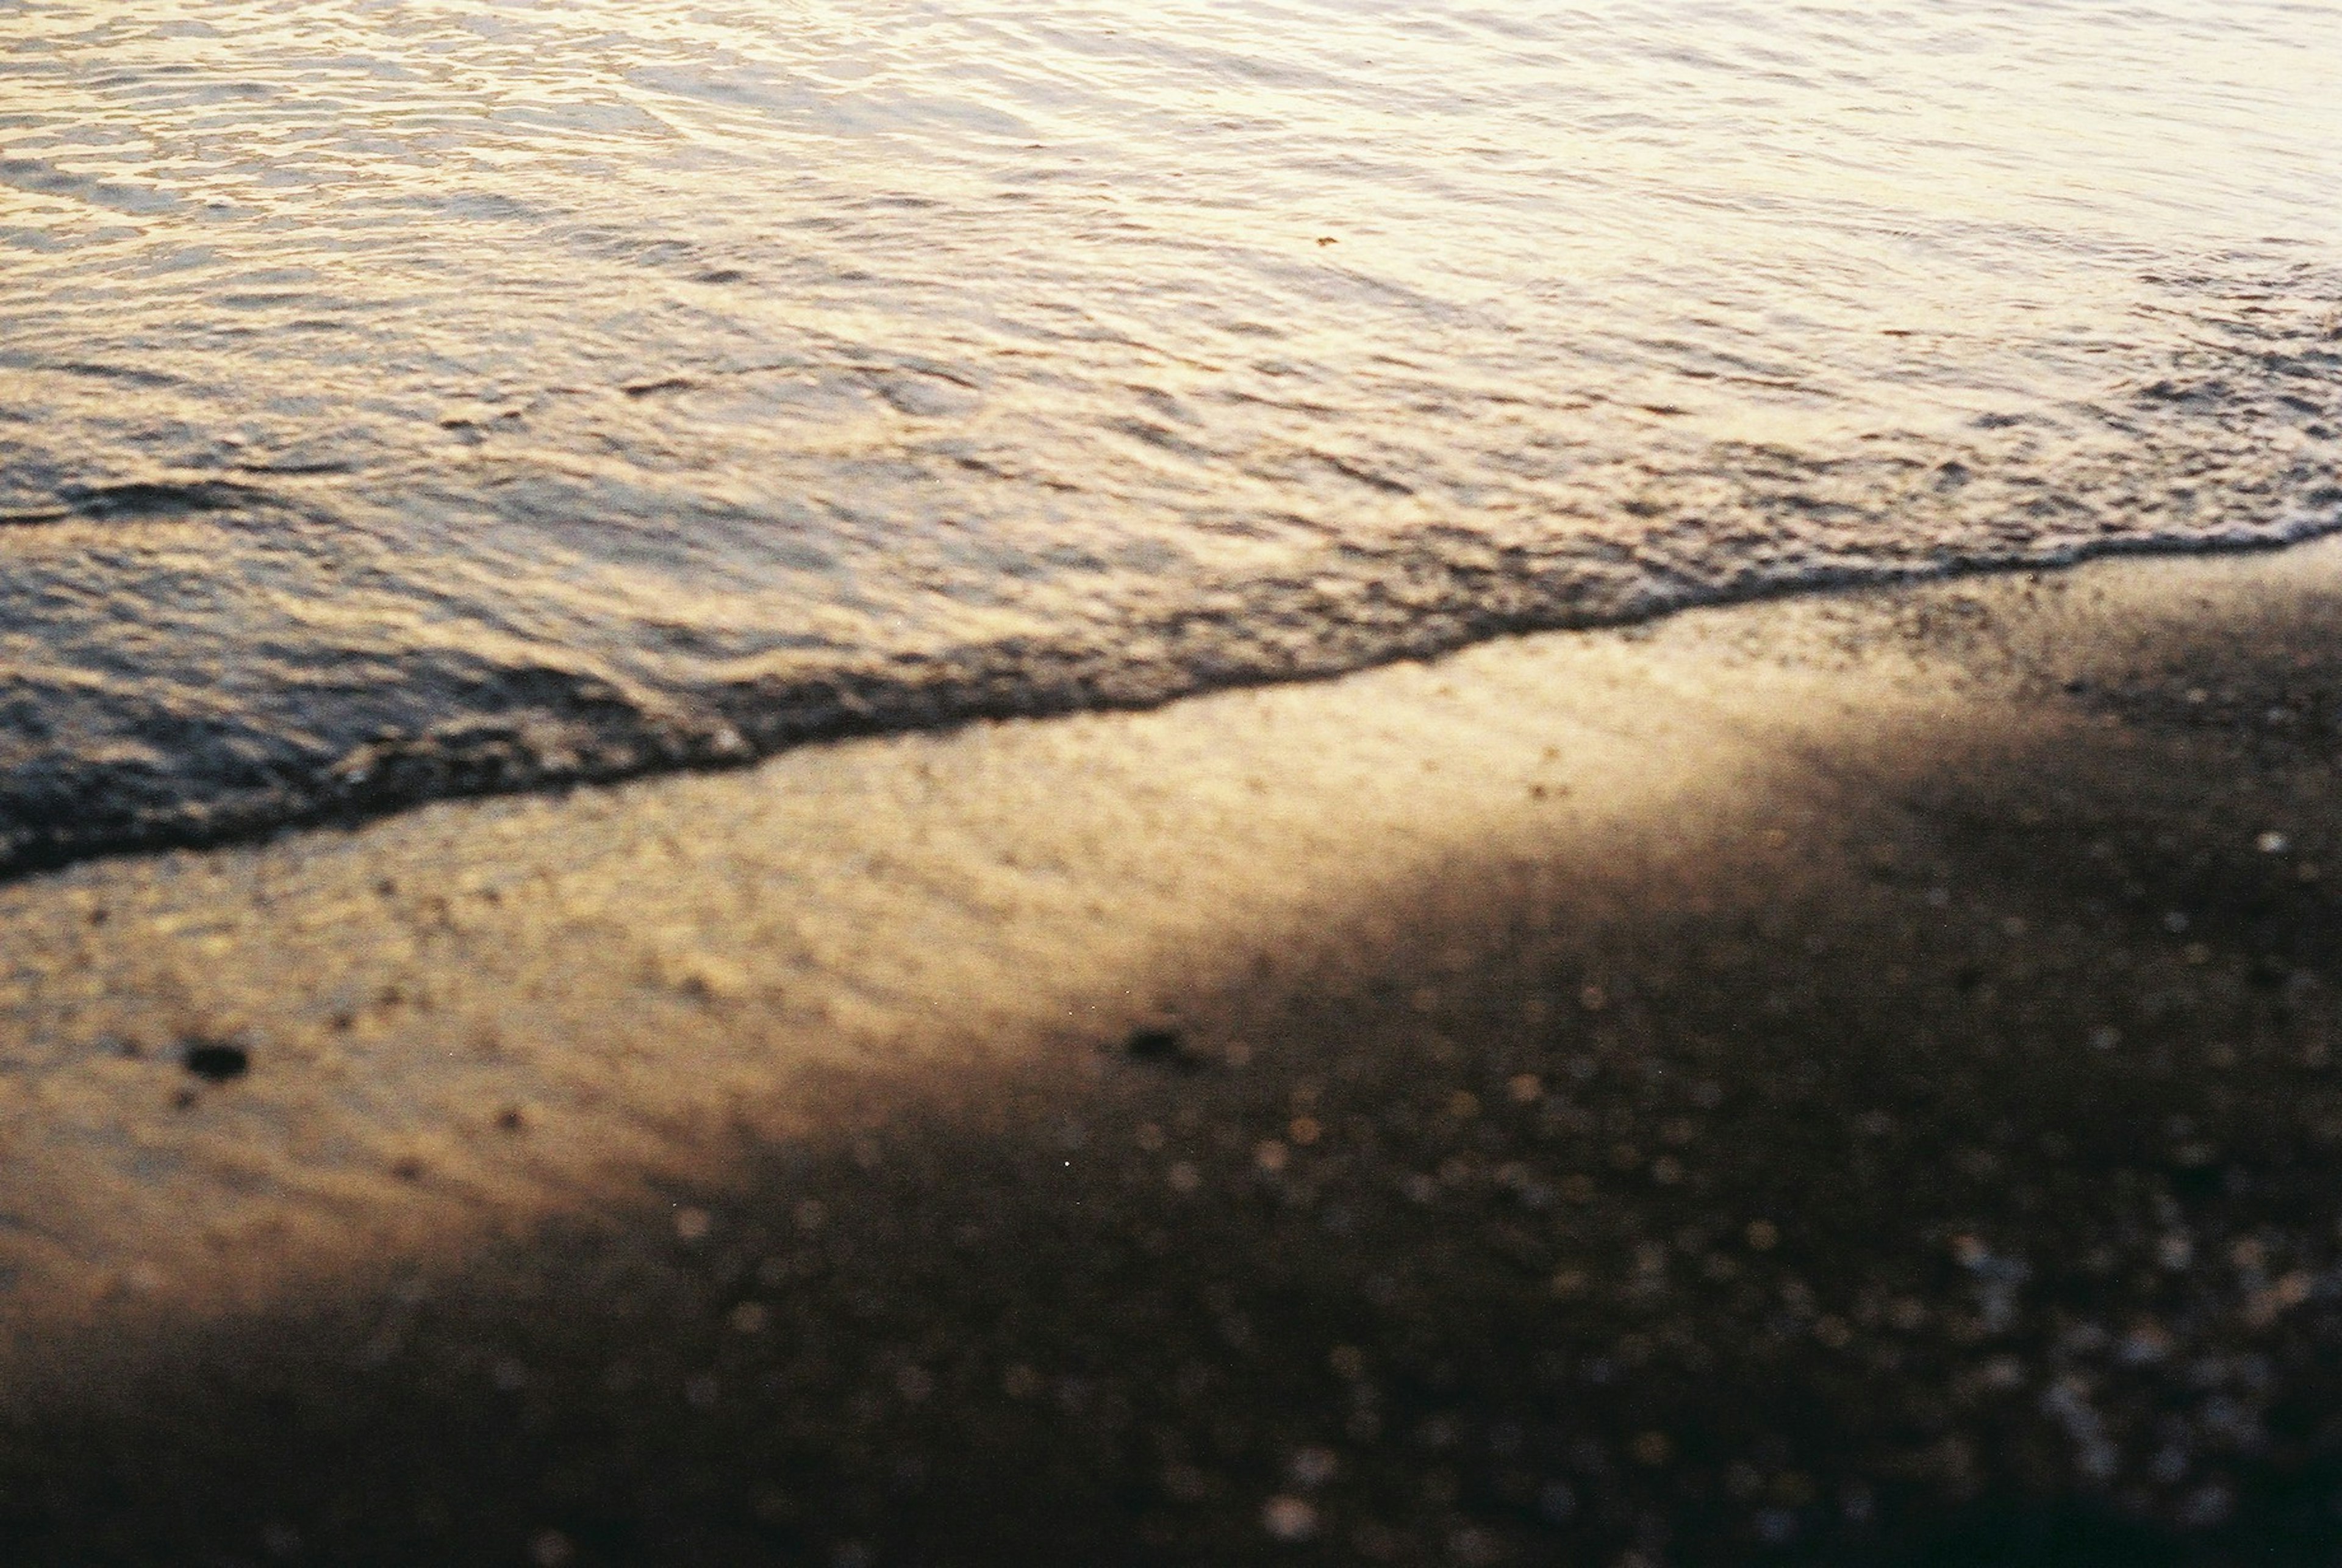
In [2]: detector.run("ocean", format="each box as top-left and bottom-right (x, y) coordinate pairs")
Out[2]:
(2, 0), (2337, 872)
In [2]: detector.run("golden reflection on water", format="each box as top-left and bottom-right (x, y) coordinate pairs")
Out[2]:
(0, 1), (2337, 866)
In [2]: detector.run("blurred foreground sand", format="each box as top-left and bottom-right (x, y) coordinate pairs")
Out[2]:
(7, 541), (2342, 1563)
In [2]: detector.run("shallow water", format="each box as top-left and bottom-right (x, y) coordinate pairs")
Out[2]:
(2, 0), (2338, 869)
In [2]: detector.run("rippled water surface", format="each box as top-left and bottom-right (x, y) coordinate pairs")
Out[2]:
(2, 0), (2339, 867)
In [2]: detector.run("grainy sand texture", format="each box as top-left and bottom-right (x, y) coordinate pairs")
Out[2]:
(8, 540), (2342, 1564)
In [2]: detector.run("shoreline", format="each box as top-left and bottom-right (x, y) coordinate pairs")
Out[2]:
(9, 537), (2342, 1561)
(8, 510), (2337, 889)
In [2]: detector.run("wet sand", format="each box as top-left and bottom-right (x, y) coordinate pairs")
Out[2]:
(6, 539), (2342, 1564)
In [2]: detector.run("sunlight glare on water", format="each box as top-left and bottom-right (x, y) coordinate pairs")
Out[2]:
(1, 0), (2338, 867)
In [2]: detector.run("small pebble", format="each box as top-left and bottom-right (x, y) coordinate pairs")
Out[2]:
(1261, 1495), (1317, 1541)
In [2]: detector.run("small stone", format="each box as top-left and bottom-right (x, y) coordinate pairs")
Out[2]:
(1261, 1495), (1317, 1541)
(1123, 1026), (1199, 1069)
(181, 1040), (249, 1082)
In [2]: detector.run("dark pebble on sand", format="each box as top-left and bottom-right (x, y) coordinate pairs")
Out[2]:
(180, 1040), (251, 1083)
(1122, 1026), (1199, 1070)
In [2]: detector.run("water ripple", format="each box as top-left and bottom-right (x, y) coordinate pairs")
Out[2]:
(0, 0), (2338, 870)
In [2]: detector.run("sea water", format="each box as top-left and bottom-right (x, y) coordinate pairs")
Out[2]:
(2, 0), (2338, 869)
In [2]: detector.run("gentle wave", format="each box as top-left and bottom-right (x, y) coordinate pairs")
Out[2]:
(1, 0), (2338, 872)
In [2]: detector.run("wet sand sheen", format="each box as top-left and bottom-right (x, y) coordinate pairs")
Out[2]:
(7, 541), (2342, 1561)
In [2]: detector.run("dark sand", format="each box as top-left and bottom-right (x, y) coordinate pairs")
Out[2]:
(7, 540), (2342, 1564)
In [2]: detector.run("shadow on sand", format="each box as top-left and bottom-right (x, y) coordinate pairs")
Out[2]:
(7, 555), (2342, 1566)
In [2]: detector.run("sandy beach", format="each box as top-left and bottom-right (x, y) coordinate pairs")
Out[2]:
(7, 7), (2338, 1564)
(6, 537), (2342, 1564)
